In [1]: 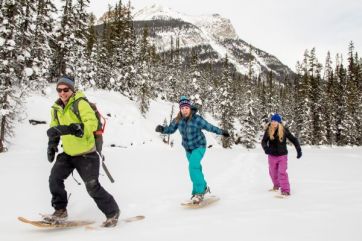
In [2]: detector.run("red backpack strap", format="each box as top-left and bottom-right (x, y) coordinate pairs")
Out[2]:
(95, 112), (106, 135)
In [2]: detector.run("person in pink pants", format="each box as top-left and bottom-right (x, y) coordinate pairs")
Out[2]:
(261, 114), (302, 196)
(268, 155), (290, 193)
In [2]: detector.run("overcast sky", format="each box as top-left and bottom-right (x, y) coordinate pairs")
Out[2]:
(57, 0), (362, 70)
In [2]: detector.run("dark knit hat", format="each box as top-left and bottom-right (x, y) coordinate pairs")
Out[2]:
(271, 113), (282, 123)
(57, 76), (75, 92)
(179, 96), (191, 109)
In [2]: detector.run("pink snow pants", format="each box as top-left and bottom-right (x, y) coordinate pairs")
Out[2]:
(268, 155), (290, 193)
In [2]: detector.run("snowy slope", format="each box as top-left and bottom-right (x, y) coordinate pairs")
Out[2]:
(1, 88), (362, 241)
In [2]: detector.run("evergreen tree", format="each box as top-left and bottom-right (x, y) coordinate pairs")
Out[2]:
(107, 1), (137, 96)
(334, 60), (350, 145)
(94, 16), (112, 89)
(294, 51), (313, 144)
(31, 0), (57, 90)
(86, 13), (97, 57)
(237, 52), (259, 148)
(355, 53), (362, 145)
(323, 52), (337, 145)
(346, 42), (360, 145)
(135, 27), (154, 116)
(279, 81), (295, 130)
(239, 89), (258, 148)
(0, 0), (32, 152)
(218, 55), (235, 148)
(264, 71), (278, 116)
(257, 79), (268, 122)
(308, 48), (327, 145)
(50, 0), (91, 87)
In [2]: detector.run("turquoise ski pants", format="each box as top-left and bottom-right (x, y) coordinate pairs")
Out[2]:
(186, 147), (207, 195)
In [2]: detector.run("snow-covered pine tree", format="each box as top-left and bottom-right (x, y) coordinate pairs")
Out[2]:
(186, 51), (210, 115)
(83, 14), (99, 88)
(17, 0), (39, 89)
(108, 1), (137, 97)
(0, 0), (31, 152)
(136, 27), (154, 116)
(279, 81), (295, 130)
(264, 71), (279, 117)
(71, 0), (95, 89)
(50, 0), (91, 86)
(121, 1), (137, 97)
(49, 0), (73, 78)
(334, 57), (350, 145)
(237, 51), (258, 148)
(94, 15), (113, 89)
(162, 36), (185, 103)
(86, 13), (96, 57)
(308, 48), (327, 145)
(218, 55), (235, 148)
(202, 65), (220, 116)
(294, 50), (313, 145)
(346, 42), (360, 145)
(31, 0), (57, 91)
(323, 51), (337, 145)
(239, 89), (258, 148)
(355, 52), (362, 145)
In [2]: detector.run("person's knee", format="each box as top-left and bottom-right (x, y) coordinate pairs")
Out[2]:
(85, 179), (100, 196)
(189, 160), (202, 169)
(49, 174), (64, 192)
(278, 170), (288, 177)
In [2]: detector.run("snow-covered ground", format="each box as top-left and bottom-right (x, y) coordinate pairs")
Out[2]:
(1, 88), (362, 241)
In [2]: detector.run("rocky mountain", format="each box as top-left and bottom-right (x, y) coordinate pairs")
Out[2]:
(132, 4), (294, 81)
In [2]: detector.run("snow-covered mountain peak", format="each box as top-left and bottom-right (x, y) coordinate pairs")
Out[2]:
(133, 5), (293, 80)
(134, 5), (237, 40)
(134, 4), (185, 21)
(190, 13), (238, 40)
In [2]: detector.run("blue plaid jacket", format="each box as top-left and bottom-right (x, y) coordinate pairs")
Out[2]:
(163, 109), (223, 152)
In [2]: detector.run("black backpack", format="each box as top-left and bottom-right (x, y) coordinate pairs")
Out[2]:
(53, 97), (106, 154)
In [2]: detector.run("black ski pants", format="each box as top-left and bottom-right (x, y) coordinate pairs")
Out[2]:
(49, 152), (119, 218)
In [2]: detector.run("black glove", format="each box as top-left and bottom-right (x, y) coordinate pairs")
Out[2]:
(47, 123), (84, 138)
(264, 148), (271, 155)
(155, 125), (164, 133)
(47, 145), (58, 163)
(69, 123), (84, 137)
(222, 130), (230, 138)
(297, 150), (302, 159)
(47, 136), (59, 163)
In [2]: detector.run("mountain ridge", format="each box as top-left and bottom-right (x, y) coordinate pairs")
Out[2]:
(132, 4), (294, 81)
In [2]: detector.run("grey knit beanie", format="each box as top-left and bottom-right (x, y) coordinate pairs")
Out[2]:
(57, 76), (75, 92)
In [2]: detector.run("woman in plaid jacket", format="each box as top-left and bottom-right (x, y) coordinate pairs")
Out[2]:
(155, 96), (230, 204)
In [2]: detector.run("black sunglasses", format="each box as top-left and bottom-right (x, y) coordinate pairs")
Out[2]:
(56, 87), (70, 93)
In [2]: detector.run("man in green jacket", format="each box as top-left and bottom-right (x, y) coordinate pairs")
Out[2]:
(46, 76), (119, 227)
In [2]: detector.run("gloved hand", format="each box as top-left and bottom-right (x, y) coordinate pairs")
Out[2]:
(69, 123), (84, 137)
(47, 123), (84, 138)
(297, 150), (302, 159)
(155, 125), (164, 133)
(222, 130), (230, 138)
(47, 145), (58, 163)
(264, 148), (271, 155)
